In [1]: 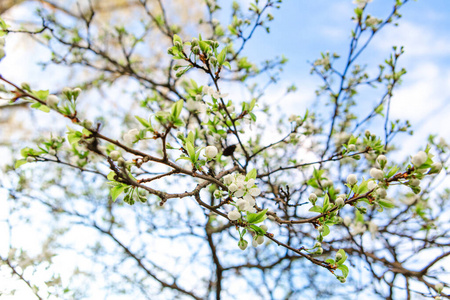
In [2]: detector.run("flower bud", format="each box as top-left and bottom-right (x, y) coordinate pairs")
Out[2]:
(238, 239), (248, 250)
(260, 225), (268, 232)
(46, 95), (60, 107)
(48, 149), (56, 156)
(435, 283), (444, 293)
(0, 38), (4, 47)
(316, 247), (323, 255)
(411, 151), (427, 167)
(214, 190), (221, 198)
(256, 235), (264, 245)
(209, 56), (217, 66)
(308, 193), (317, 202)
(21, 82), (30, 90)
(26, 156), (34, 163)
(336, 197), (345, 207)
(370, 168), (384, 180)
(430, 162), (443, 174)
(377, 188), (387, 198)
(317, 226), (324, 233)
(409, 178), (420, 187)
(204, 145), (218, 159)
(335, 252), (343, 261)
(72, 88), (82, 99)
(0, 48), (5, 60)
(348, 144), (356, 151)
(227, 210), (241, 221)
(346, 174), (357, 186)
(367, 180), (378, 190)
(314, 242), (321, 248)
(376, 155), (387, 169)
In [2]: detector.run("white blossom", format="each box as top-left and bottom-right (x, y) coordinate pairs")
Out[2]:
(336, 197), (345, 207)
(236, 199), (248, 210)
(308, 193), (317, 202)
(368, 221), (378, 239)
(368, 180), (378, 190)
(204, 145), (218, 159)
(110, 150), (121, 161)
(223, 174), (234, 185)
(46, 95), (60, 107)
(411, 151), (427, 167)
(343, 216), (352, 226)
(227, 210), (241, 221)
(370, 168), (384, 180)
(347, 174), (358, 185)
(249, 187), (261, 197)
(123, 128), (139, 144)
(350, 222), (366, 235)
(376, 155), (387, 165)
(430, 162), (443, 174)
(228, 183), (238, 192)
(376, 188), (387, 198)
(353, 0), (373, 8)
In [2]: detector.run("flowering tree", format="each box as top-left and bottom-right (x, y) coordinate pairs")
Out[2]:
(0, 0), (449, 299)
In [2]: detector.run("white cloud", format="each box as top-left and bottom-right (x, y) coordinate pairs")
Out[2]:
(374, 21), (450, 58)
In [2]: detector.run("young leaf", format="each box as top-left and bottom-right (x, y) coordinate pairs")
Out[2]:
(217, 46), (228, 65)
(246, 209), (268, 224)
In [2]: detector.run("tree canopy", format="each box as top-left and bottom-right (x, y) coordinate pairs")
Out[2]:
(0, 0), (449, 299)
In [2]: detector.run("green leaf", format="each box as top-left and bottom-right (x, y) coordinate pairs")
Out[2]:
(246, 208), (268, 224)
(336, 249), (347, 265)
(173, 34), (182, 45)
(186, 141), (196, 163)
(309, 206), (322, 213)
(32, 90), (49, 100)
(325, 258), (335, 264)
(322, 194), (330, 212)
(38, 105), (50, 113)
(249, 224), (265, 235)
(378, 199), (395, 208)
(337, 264), (349, 278)
(217, 46), (227, 65)
(135, 116), (150, 128)
(322, 224), (330, 237)
(15, 159), (27, 168)
(357, 179), (369, 194)
(107, 172), (116, 181)
(222, 61), (231, 69)
(199, 40), (209, 53)
(111, 185), (127, 201)
(245, 168), (257, 180)
(171, 99), (184, 119)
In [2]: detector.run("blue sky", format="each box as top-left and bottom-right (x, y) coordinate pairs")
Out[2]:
(237, 0), (450, 154)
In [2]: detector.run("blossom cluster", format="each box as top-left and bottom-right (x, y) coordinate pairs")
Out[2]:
(223, 173), (261, 219)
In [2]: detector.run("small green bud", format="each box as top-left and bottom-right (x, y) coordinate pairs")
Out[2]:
(238, 239), (248, 250)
